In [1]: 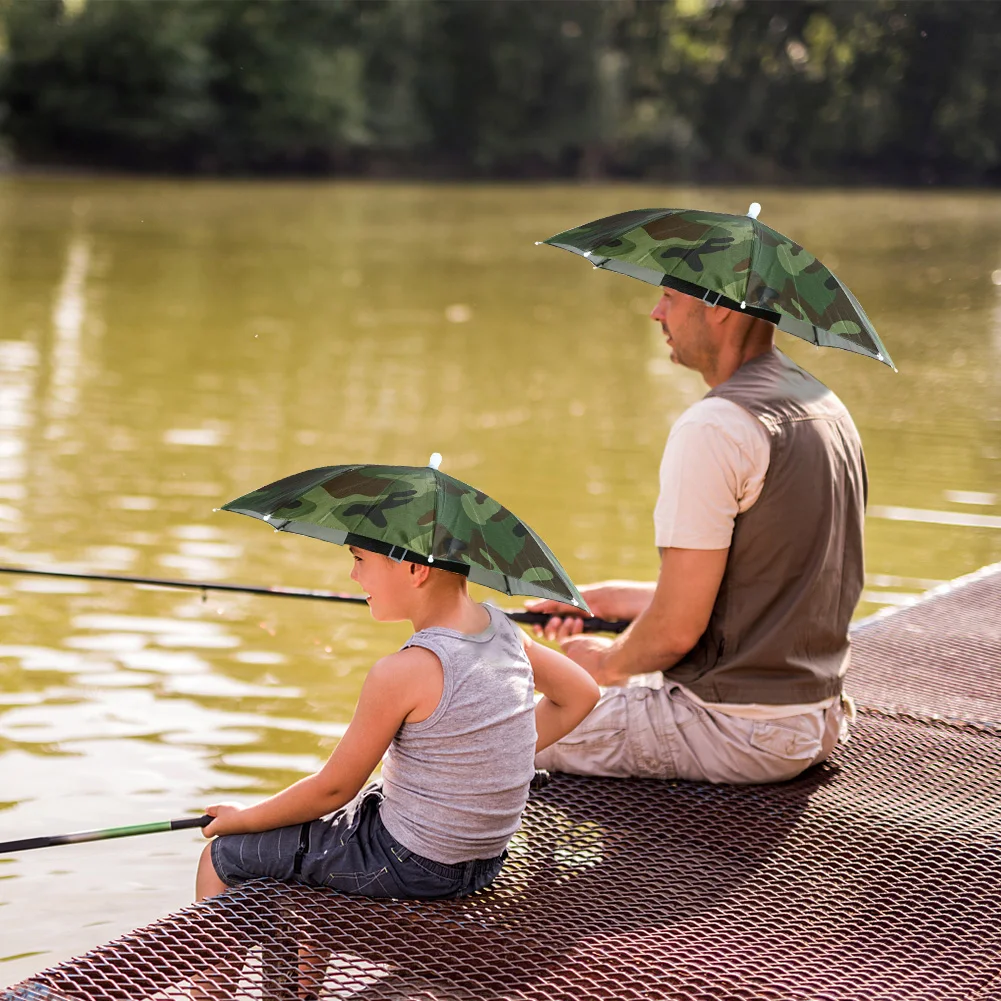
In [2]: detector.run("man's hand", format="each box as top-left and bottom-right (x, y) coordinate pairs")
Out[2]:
(202, 803), (247, 838)
(559, 635), (631, 686)
(527, 580), (656, 641)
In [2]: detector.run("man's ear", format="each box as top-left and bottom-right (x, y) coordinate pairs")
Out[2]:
(707, 302), (734, 329)
(713, 303), (754, 334)
(408, 561), (432, 587)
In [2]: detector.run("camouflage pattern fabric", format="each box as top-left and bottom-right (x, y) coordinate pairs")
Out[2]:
(544, 208), (895, 370)
(222, 465), (588, 609)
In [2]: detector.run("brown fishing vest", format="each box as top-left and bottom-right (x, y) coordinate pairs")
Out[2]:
(665, 348), (867, 704)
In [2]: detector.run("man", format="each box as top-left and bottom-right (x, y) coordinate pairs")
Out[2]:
(528, 286), (867, 784)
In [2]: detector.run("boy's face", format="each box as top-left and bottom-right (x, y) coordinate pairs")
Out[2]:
(348, 546), (414, 621)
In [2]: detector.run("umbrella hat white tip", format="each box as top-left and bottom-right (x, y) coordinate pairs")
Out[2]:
(747, 202), (762, 220)
(428, 452), (443, 470)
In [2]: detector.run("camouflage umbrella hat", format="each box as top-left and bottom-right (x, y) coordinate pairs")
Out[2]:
(543, 204), (895, 370)
(221, 455), (589, 611)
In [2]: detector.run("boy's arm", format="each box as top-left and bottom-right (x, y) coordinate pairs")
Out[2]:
(524, 631), (600, 753)
(203, 648), (438, 837)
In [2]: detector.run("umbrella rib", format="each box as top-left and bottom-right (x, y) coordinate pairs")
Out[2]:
(430, 468), (442, 564)
(744, 218), (758, 309)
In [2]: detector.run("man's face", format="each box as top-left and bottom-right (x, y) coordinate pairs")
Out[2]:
(649, 288), (716, 374)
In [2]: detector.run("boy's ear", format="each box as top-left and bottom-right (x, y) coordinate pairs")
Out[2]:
(408, 561), (431, 587)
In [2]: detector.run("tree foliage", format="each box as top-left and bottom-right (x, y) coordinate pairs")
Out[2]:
(1, 0), (999, 182)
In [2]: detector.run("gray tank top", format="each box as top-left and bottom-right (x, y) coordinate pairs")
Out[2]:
(379, 603), (537, 864)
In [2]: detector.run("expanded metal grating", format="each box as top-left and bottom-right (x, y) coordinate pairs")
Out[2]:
(11, 564), (1001, 1001)
(848, 561), (1001, 727)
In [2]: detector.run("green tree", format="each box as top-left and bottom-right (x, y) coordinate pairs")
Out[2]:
(1, 0), (999, 182)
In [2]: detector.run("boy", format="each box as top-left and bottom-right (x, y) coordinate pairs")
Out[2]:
(195, 543), (599, 902)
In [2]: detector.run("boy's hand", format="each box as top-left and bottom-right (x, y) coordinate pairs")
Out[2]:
(202, 803), (246, 838)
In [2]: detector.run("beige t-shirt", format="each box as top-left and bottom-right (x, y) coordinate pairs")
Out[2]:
(654, 396), (832, 720)
(654, 397), (770, 550)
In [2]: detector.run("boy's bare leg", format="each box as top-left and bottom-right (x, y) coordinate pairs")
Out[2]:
(194, 844), (320, 998)
(196, 841), (229, 901)
(189, 843), (247, 999)
(298, 933), (332, 1000)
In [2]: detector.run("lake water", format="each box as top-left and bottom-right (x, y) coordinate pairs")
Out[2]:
(1, 178), (999, 983)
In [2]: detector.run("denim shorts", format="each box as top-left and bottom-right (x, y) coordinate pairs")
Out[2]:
(211, 783), (507, 900)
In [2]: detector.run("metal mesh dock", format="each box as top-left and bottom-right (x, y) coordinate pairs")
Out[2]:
(11, 564), (1001, 1001)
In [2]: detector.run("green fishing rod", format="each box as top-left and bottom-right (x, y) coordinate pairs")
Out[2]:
(1, 774), (554, 855)
(0, 815), (211, 854)
(0, 564), (627, 633)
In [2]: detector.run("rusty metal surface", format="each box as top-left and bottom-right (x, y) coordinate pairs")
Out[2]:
(12, 565), (1001, 1001)
(849, 561), (1001, 725)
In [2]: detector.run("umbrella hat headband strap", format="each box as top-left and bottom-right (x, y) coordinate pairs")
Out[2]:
(661, 273), (781, 326)
(344, 533), (470, 578)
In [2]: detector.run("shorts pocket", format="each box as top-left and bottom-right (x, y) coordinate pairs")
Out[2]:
(668, 691), (708, 732)
(556, 726), (626, 748)
(749, 718), (823, 760)
(554, 691), (628, 747)
(323, 866), (394, 897)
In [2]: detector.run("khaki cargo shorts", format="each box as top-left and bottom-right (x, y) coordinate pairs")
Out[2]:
(535, 673), (848, 785)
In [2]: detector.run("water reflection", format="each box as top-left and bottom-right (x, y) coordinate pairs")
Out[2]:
(0, 340), (36, 535)
(46, 234), (91, 435)
(0, 179), (998, 983)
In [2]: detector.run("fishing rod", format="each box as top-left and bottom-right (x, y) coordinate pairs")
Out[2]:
(0, 815), (211, 854)
(0, 564), (628, 633)
(1, 773), (554, 855)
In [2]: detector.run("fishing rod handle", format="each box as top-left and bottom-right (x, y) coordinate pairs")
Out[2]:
(505, 611), (628, 634)
(171, 815), (213, 831)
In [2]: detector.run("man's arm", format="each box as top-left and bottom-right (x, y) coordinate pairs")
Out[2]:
(202, 648), (435, 836)
(559, 546), (728, 686)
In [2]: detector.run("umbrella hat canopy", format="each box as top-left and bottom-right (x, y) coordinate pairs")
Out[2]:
(222, 462), (589, 611)
(544, 207), (895, 370)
